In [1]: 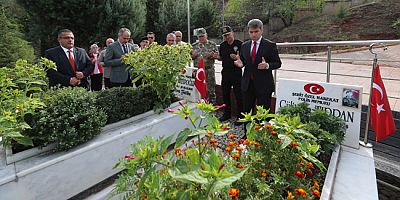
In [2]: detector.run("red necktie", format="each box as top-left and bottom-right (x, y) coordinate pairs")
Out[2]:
(251, 41), (257, 63)
(68, 50), (77, 72)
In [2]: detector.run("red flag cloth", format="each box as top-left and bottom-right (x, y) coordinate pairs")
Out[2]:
(194, 57), (208, 98)
(370, 64), (396, 141)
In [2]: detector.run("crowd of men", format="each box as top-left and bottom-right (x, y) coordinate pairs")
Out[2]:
(45, 18), (281, 125)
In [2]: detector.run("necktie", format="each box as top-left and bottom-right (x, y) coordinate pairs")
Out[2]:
(251, 41), (257, 63)
(123, 44), (128, 54)
(68, 50), (77, 72)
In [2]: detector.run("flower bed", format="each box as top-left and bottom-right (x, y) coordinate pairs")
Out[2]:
(112, 102), (346, 199)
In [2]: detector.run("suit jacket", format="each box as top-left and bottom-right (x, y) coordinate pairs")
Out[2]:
(104, 42), (136, 83)
(240, 38), (281, 94)
(45, 46), (94, 87)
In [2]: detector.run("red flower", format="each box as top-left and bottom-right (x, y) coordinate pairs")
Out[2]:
(236, 146), (244, 152)
(232, 153), (240, 160)
(229, 134), (236, 139)
(167, 109), (174, 113)
(225, 147), (232, 152)
(294, 170), (305, 179)
(290, 141), (298, 147)
(235, 163), (244, 169)
(124, 154), (138, 159)
(214, 104), (226, 109)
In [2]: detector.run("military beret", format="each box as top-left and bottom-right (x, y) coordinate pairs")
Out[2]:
(222, 26), (233, 36)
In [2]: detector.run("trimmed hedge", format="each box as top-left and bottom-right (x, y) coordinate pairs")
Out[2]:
(26, 87), (107, 151)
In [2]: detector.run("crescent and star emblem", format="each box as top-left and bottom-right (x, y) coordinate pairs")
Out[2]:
(196, 68), (206, 83)
(372, 82), (385, 114)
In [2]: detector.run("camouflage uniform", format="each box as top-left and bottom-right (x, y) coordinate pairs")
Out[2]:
(192, 40), (218, 103)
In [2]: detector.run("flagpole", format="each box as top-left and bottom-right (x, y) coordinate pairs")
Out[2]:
(359, 43), (378, 148)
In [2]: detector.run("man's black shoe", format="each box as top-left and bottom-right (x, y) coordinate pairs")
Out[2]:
(219, 114), (230, 121)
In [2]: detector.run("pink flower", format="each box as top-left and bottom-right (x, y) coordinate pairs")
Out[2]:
(215, 104), (227, 109)
(124, 154), (138, 159)
(167, 109), (174, 113)
(222, 126), (231, 130)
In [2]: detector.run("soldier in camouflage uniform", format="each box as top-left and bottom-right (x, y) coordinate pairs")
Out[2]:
(191, 28), (219, 104)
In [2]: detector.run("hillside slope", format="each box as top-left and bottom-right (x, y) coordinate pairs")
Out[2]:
(271, 0), (400, 42)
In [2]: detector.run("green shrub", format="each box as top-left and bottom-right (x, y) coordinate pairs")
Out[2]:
(27, 87), (107, 151)
(278, 102), (346, 155)
(95, 86), (157, 124)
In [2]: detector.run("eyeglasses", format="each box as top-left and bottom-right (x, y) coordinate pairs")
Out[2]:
(61, 36), (74, 40)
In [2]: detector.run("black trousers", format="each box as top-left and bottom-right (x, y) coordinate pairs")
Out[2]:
(104, 77), (111, 89)
(242, 80), (272, 114)
(90, 74), (103, 91)
(221, 72), (243, 117)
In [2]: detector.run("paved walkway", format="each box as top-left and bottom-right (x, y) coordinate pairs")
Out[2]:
(214, 46), (400, 111)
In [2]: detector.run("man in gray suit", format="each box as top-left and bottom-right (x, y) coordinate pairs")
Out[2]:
(104, 28), (136, 87)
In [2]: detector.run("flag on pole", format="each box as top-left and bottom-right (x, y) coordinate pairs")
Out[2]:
(194, 57), (208, 98)
(370, 64), (396, 141)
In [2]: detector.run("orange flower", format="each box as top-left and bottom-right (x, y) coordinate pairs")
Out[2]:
(236, 146), (244, 152)
(290, 141), (298, 147)
(311, 189), (321, 198)
(228, 141), (237, 147)
(209, 139), (217, 144)
(264, 124), (274, 130)
(240, 139), (245, 143)
(229, 134), (236, 139)
(313, 180), (320, 189)
(235, 163), (244, 169)
(298, 162), (305, 167)
(232, 153), (240, 160)
(295, 188), (307, 197)
(307, 162), (314, 168)
(243, 140), (250, 145)
(259, 169), (267, 177)
(287, 191), (295, 200)
(253, 142), (261, 147)
(271, 131), (277, 136)
(294, 170), (305, 179)
(225, 147), (232, 152)
(174, 148), (184, 156)
(160, 169), (167, 174)
(254, 125), (261, 130)
(228, 188), (240, 199)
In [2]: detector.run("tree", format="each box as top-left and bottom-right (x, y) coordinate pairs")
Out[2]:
(191, 0), (217, 36)
(17, 0), (104, 55)
(99, 0), (146, 43)
(146, 0), (161, 41)
(156, 0), (188, 41)
(225, 0), (324, 30)
(0, 8), (35, 67)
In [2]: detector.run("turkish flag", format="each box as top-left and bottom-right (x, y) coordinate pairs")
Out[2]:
(194, 57), (208, 98)
(370, 64), (396, 141)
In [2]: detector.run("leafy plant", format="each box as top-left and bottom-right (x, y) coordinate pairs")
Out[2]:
(124, 43), (192, 109)
(95, 86), (157, 124)
(113, 101), (333, 199)
(27, 87), (107, 151)
(278, 102), (346, 155)
(0, 58), (56, 147)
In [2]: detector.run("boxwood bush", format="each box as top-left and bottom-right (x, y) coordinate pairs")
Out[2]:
(26, 87), (107, 151)
(95, 86), (158, 124)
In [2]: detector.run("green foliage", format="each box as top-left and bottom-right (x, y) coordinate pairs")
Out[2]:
(0, 58), (55, 147)
(124, 43), (192, 109)
(336, 6), (348, 19)
(95, 86), (157, 124)
(145, 0), (161, 40)
(0, 9), (35, 67)
(113, 101), (332, 199)
(100, 0), (147, 41)
(225, 0), (325, 29)
(156, 0), (188, 36)
(191, 0), (217, 31)
(278, 102), (346, 155)
(27, 87), (107, 151)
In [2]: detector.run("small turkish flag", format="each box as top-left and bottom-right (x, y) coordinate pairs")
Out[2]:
(194, 57), (208, 98)
(370, 64), (396, 141)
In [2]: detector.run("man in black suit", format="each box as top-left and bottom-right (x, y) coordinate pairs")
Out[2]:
(45, 29), (94, 88)
(234, 19), (282, 114)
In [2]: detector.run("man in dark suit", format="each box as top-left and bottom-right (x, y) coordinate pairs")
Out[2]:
(45, 29), (94, 88)
(234, 19), (282, 114)
(104, 27), (136, 87)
